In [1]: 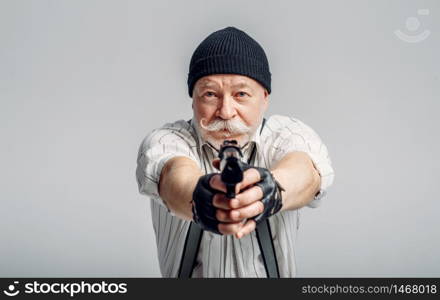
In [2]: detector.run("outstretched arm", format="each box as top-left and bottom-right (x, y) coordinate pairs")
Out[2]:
(271, 151), (321, 211)
(159, 156), (203, 220)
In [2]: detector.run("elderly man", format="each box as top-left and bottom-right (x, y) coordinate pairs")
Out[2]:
(136, 26), (335, 278)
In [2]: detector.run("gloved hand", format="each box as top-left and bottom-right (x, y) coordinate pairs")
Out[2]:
(191, 173), (222, 234)
(241, 164), (284, 224)
(192, 165), (285, 235)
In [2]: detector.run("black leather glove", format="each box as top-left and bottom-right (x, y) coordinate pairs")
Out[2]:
(191, 173), (222, 234)
(191, 166), (284, 234)
(242, 164), (284, 224)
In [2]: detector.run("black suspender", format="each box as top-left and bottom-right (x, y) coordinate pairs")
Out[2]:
(177, 222), (203, 278)
(255, 220), (280, 278)
(178, 118), (279, 278)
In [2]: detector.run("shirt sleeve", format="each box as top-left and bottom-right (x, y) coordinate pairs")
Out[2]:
(270, 116), (335, 208)
(135, 121), (198, 210)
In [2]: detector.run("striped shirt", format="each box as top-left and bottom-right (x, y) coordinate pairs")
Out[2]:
(136, 114), (335, 277)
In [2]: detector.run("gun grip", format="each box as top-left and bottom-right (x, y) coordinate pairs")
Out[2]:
(226, 184), (236, 199)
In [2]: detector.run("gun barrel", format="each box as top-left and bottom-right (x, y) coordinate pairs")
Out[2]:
(219, 140), (244, 198)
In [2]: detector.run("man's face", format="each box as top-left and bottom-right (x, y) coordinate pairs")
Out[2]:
(192, 74), (269, 148)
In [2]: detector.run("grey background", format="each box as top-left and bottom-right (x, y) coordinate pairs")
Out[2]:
(1, 0), (439, 277)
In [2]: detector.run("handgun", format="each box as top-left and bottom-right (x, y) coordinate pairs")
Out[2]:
(218, 140), (245, 198)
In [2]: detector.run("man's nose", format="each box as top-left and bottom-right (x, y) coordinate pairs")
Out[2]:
(217, 96), (236, 120)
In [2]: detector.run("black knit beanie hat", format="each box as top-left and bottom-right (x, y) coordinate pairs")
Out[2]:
(187, 26), (271, 98)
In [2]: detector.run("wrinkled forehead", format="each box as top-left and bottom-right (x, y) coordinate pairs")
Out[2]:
(196, 74), (258, 90)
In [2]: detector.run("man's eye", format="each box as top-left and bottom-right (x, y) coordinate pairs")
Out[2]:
(236, 91), (249, 97)
(205, 91), (216, 97)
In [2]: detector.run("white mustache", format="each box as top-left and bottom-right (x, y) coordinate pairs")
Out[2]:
(199, 118), (251, 137)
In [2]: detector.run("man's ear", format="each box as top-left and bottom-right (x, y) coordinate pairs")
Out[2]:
(262, 89), (269, 110)
(264, 89), (269, 101)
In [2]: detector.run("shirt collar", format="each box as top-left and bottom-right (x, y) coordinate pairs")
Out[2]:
(189, 118), (263, 156)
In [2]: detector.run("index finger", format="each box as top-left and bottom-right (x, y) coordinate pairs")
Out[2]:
(209, 174), (227, 193)
(236, 168), (261, 192)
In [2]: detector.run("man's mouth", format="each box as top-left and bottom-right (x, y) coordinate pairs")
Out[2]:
(210, 129), (233, 138)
